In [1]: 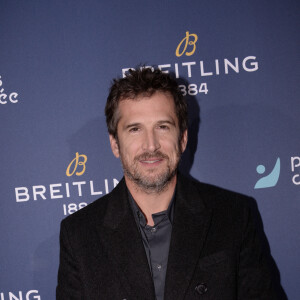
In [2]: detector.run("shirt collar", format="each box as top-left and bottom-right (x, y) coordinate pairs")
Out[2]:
(128, 188), (175, 228)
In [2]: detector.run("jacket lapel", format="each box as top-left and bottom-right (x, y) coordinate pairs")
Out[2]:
(93, 178), (156, 300)
(164, 175), (213, 300)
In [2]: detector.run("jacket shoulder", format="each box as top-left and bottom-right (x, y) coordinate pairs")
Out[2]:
(182, 175), (254, 211)
(60, 177), (126, 229)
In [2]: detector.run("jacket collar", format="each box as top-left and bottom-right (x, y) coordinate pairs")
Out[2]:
(164, 174), (213, 300)
(95, 177), (156, 299)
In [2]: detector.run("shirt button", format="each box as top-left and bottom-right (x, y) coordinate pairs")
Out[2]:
(157, 264), (162, 271)
(151, 227), (157, 233)
(195, 283), (208, 295)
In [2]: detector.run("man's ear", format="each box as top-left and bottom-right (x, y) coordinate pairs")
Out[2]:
(109, 134), (120, 158)
(180, 129), (188, 153)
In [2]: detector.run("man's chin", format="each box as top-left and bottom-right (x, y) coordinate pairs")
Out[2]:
(131, 170), (177, 193)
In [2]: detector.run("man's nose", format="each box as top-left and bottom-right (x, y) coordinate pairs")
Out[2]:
(142, 130), (161, 152)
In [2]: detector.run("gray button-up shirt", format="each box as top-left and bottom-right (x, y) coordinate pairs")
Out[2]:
(128, 191), (174, 300)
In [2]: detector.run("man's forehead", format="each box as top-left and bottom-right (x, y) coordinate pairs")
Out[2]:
(116, 92), (178, 126)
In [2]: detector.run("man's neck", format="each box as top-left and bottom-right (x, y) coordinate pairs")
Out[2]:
(125, 175), (177, 226)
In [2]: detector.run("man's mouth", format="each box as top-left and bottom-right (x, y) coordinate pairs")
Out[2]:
(141, 159), (162, 164)
(136, 151), (168, 165)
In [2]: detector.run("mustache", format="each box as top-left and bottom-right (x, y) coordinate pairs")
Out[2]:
(135, 151), (168, 161)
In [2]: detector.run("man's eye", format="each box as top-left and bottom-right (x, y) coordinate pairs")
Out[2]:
(159, 125), (169, 130)
(129, 127), (139, 132)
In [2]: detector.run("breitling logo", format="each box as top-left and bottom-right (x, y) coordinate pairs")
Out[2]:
(175, 31), (198, 57)
(66, 152), (88, 177)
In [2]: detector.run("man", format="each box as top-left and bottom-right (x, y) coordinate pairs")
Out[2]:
(57, 68), (278, 299)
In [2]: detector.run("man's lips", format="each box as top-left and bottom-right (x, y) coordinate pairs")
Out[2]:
(140, 158), (163, 164)
(136, 151), (168, 165)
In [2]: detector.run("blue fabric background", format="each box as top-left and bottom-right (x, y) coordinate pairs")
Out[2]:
(0, 0), (299, 299)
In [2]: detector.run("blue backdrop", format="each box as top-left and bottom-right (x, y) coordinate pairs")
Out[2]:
(0, 0), (299, 299)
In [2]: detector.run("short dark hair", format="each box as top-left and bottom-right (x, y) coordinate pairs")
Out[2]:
(105, 67), (188, 141)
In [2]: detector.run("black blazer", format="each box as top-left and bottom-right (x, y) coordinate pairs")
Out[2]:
(56, 174), (278, 299)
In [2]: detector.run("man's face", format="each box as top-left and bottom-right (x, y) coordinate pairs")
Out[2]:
(109, 92), (187, 193)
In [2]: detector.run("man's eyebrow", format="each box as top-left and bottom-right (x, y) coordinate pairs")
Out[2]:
(124, 123), (141, 129)
(157, 119), (176, 126)
(123, 119), (176, 130)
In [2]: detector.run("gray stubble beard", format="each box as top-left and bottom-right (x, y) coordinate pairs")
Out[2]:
(121, 150), (181, 194)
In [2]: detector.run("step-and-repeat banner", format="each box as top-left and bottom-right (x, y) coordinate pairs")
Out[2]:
(0, 1), (299, 299)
